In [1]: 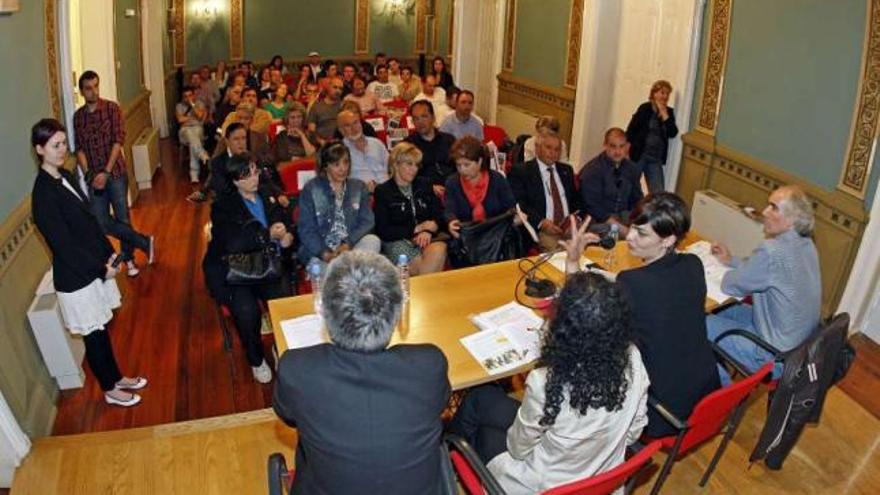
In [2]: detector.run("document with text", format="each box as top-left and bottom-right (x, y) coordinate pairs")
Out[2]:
(280, 314), (329, 350)
(462, 302), (544, 375)
(684, 241), (739, 303)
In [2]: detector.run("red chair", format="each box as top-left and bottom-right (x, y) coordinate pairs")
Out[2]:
(267, 453), (294, 495)
(483, 125), (509, 149)
(267, 122), (284, 142)
(445, 434), (662, 495)
(278, 158), (317, 197)
(644, 359), (775, 495)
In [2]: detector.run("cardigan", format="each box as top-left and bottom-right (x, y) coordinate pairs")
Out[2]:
(443, 170), (516, 224)
(625, 102), (679, 163)
(373, 177), (445, 242)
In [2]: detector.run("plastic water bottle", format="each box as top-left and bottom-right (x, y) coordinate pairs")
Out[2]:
(605, 224), (620, 269)
(308, 260), (323, 314)
(397, 254), (410, 302)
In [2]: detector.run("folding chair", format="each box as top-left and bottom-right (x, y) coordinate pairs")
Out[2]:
(482, 125), (509, 150)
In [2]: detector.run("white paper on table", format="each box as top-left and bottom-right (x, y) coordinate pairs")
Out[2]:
(280, 314), (329, 349)
(471, 301), (544, 332)
(684, 240), (738, 303)
(546, 251), (602, 274)
(460, 323), (540, 375)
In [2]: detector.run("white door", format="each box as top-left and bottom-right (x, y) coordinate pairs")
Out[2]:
(142, 0), (169, 137)
(453, 0), (505, 123)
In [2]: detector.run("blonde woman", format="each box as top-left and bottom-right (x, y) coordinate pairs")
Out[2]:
(373, 142), (448, 275)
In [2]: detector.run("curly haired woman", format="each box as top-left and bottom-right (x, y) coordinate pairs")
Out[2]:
(448, 272), (650, 494)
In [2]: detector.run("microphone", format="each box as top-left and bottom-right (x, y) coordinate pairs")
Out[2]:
(523, 247), (563, 299)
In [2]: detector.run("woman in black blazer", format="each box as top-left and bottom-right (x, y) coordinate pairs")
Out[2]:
(374, 142), (447, 275)
(202, 153), (294, 384)
(615, 193), (720, 436)
(625, 80), (679, 193)
(30, 119), (146, 407)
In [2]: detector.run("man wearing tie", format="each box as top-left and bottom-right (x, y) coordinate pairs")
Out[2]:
(508, 132), (581, 251)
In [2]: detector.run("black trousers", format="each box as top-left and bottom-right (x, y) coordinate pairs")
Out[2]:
(447, 384), (521, 463)
(83, 329), (123, 392)
(227, 277), (291, 366)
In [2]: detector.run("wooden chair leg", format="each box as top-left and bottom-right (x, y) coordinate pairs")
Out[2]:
(215, 304), (233, 352)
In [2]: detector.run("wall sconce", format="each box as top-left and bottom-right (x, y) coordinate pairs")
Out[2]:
(382, 0), (415, 19)
(191, 0), (223, 20)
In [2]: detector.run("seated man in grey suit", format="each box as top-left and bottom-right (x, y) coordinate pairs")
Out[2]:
(707, 185), (821, 384)
(508, 132), (582, 251)
(273, 251), (451, 495)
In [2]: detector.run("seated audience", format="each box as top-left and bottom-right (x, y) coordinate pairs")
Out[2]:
(374, 142), (447, 275)
(398, 66), (422, 102)
(318, 60), (340, 93)
(448, 272), (649, 494)
(270, 54), (289, 75)
(413, 75), (447, 112)
(435, 85), (458, 126)
(609, 193), (719, 437)
(508, 132), (581, 251)
(343, 77), (385, 115)
(367, 64), (400, 103)
(626, 80), (679, 193)
(431, 55), (455, 91)
(175, 86), (210, 184)
(373, 52), (388, 75)
(440, 90), (483, 141)
(341, 62), (357, 96)
(270, 103), (317, 163)
(522, 115), (569, 163)
(215, 84), (243, 130)
(307, 76), (344, 144)
(333, 101), (379, 140)
(444, 136), (516, 238)
(579, 127), (642, 235)
(293, 64), (314, 98)
(405, 100), (456, 196)
(297, 143), (380, 265)
(338, 109), (389, 192)
(204, 122), (251, 197)
(212, 60), (229, 92)
(357, 61), (374, 84)
(221, 87), (272, 134)
(262, 83), (290, 121)
(707, 185), (821, 383)
(257, 66), (273, 103)
(274, 251), (450, 494)
(387, 57), (403, 85)
(190, 71), (218, 118)
(240, 60), (258, 88)
(203, 154), (294, 384)
(307, 52), (323, 80)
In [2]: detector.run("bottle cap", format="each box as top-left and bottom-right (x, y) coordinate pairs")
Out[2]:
(397, 254), (409, 265)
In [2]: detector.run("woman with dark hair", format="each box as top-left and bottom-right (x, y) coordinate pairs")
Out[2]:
(448, 272), (649, 494)
(563, 192), (719, 437)
(625, 80), (679, 193)
(30, 118), (146, 407)
(203, 153), (294, 384)
(431, 56), (455, 92)
(444, 136), (517, 239)
(270, 102), (317, 163)
(296, 142), (380, 265)
(374, 142), (447, 275)
(269, 55), (289, 75)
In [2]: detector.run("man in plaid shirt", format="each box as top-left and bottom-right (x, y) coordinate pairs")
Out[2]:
(74, 71), (154, 276)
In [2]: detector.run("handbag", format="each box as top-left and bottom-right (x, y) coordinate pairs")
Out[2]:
(452, 210), (522, 266)
(223, 220), (283, 285)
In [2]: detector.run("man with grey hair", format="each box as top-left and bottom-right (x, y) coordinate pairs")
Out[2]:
(706, 184), (821, 383)
(273, 251), (451, 494)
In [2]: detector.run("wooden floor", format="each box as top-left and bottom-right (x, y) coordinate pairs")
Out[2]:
(51, 139), (275, 435)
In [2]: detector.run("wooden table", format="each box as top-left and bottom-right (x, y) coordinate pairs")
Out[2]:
(270, 232), (721, 390)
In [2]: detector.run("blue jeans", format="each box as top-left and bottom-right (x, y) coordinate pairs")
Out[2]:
(707, 304), (781, 385)
(637, 155), (666, 193)
(90, 174), (150, 261)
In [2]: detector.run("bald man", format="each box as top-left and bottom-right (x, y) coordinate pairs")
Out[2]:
(707, 185), (821, 383)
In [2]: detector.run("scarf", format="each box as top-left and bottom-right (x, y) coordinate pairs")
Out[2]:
(461, 170), (490, 222)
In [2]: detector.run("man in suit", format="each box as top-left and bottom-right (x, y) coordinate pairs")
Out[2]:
(273, 251), (451, 494)
(509, 132), (582, 251)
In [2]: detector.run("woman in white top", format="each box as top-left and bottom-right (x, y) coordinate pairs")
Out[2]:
(448, 272), (650, 494)
(30, 118), (147, 407)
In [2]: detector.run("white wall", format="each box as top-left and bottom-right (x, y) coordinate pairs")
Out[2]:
(453, 0), (505, 123)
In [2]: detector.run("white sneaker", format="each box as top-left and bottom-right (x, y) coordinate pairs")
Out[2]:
(126, 261), (140, 277)
(252, 360), (273, 384)
(104, 391), (142, 407)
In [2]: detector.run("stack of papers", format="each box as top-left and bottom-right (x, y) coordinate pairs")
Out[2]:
(461, 302), (544, 375)
(684, 241), (738, 303)
(280, 314), (329, 350)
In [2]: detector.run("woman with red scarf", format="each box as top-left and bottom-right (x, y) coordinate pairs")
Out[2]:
(444, 136), (518, 263)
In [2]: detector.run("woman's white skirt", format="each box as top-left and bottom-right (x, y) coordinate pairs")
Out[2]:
(56, 278), (122, 336)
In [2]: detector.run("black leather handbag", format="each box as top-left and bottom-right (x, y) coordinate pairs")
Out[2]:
(223, 220), (283, 285)
(452, 210), (522, 267)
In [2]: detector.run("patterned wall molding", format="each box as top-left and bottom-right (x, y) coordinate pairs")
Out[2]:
(563, 0), (584, 89)
(447, 0), (455, 57)
(173, 0), (185, 67)
(44, 0), (61, 119)
(694, 0), (733, 136)
(497, 71), (576, 142)
(229, 0), (244, 62)
(0, 199), (37, 279)
(838, 0), (880, 199)
(355, 0), (370, 54)
(432, 5), (440, 54)
(502, 0), (516, 71)
(415, 0), (427, 53)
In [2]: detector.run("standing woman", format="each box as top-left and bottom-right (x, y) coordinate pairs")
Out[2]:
(431, 56), (455, 92)
(30, 118), (146, 407)
(625, 80), (679, 193)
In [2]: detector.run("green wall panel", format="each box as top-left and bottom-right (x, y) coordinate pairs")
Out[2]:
(186, 0), (230, 67)
(717, 0), (865, 197)
(436, 0), (452, 56)
(512, 0), (569, 88)
(115, 0), (144, 104)
(369, 0), (416, 56)
(244, 0), (354, 62)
